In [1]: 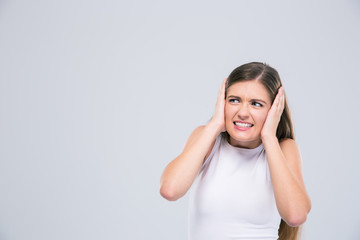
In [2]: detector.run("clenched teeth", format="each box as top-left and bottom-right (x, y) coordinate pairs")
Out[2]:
(234, 122), (253, 128)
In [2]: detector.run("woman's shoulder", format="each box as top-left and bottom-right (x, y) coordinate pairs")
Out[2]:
(278, 138), (302, 161)
(279, 138), (297, 148)
(278, 138), (301, 165)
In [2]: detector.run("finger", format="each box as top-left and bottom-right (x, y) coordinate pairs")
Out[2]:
(280, 90), (285, 111)
(273, 89), (281, 108)
(275, 86), (283, 108)
(218, 78), (226, 92)
(222, 78), (227, 91)
(278, 87), (283, 108)
(220, 78), (227, 98)
(278, 88), (285, 112)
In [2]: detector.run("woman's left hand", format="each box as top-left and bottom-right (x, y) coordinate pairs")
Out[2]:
(261, 86), (285, 140)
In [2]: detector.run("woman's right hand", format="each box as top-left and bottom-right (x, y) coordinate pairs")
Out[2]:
(209, 78), (227, 134)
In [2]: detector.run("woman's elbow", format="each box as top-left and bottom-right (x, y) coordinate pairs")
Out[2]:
(160, 184), (182, 201)
(285, 199), (312, 227)
(285, 212), (308, 227)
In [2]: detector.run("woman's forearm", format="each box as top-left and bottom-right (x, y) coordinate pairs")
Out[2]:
(160, 122), (221, 201)
(262, 136), (311, 226)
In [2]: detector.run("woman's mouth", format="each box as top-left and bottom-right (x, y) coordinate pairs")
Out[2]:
(234, 121), (253, 128)
(233, 121), (253, 131)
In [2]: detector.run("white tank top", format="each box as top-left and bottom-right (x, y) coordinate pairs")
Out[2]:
(188, 133), (281, 240)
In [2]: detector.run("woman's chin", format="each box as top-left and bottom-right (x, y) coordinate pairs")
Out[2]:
(227, 132), (261, 145)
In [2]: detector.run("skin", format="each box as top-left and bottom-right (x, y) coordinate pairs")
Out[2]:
(224, 80), (272, 149)
(160, 77), (311, 227)
(212, 78), (311, 226)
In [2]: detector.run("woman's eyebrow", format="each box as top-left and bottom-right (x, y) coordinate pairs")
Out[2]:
(227, 95), (267, 104)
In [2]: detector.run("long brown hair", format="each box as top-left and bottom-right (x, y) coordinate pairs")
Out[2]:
(223, 62), (301, 240)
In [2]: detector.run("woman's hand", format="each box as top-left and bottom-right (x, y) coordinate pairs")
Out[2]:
(261, 86), (285, 140)
(209, 78), (227, 134)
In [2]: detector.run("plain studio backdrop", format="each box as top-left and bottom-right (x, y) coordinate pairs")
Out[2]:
(0, 0), (359, 239)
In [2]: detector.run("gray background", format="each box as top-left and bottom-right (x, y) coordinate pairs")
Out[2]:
(0, 0), (359, 239)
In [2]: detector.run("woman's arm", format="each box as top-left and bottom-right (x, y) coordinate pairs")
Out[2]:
(262, 137), (312, 227)
(260, 86), (311, 226)
(160, 78), (227, 201)
(159, 123), (221, 201)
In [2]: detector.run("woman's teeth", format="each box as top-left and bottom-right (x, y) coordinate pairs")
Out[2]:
(234, 122), (253, 128)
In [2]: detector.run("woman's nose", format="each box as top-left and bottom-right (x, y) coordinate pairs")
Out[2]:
(237, 104), (250, 119)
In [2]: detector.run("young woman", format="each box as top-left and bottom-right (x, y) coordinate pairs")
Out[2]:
(160, 62), (311, 240)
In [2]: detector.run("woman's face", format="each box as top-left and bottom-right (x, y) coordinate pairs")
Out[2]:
(225, 80), (272, 149)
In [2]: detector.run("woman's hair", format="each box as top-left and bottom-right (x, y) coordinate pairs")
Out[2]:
(222, 62), (301, 240)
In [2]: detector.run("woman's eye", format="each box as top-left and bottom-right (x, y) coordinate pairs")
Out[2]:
(229, 99), (239, 103)
(252, 102), (263, 107)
